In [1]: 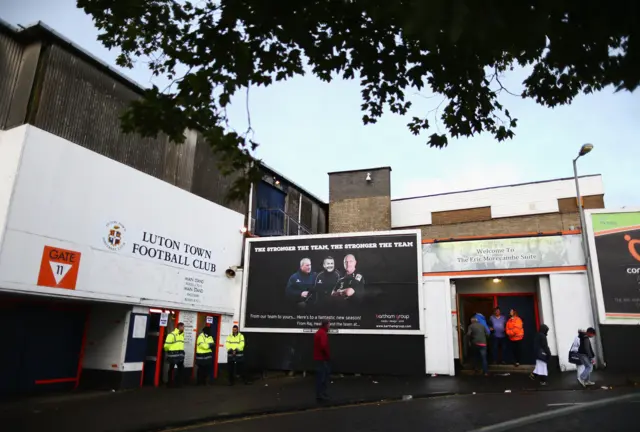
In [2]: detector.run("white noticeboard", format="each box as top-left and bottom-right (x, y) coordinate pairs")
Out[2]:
(159, 312), (169, 327)
(132, 315), (148, 339)
(180, 311), (198, 368)
(206, 316), (213, 324)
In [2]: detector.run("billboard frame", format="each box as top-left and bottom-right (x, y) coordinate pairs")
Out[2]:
(239, 229), (424, 335)
(585, 207), (640, 325)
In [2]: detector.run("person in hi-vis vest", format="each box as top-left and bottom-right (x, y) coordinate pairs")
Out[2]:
(164, 322), (185, 387)
(196, 326), (215, 385)
(225, 325), (247, 385)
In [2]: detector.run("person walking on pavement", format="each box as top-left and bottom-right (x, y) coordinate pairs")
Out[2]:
(489, 308), (507, 364)
(164, 322), (185, 387)
(314, 319), (331, 401)
(195, 326), (215, 386)
(572, 327), (597, 387)
(506, 309), (524, 366)
(225, 325), (246, 385)
(466, 317), (490, 376)
(530, 324), (551, 385)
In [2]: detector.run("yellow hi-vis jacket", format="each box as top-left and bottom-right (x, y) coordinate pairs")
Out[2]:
(225, 333), (245, 352)
(164, 328), (185, 363)
(164, 329), (185, 351)
(196, 332), (214, 354)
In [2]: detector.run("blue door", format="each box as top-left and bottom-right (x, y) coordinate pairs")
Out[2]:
(0, 300), (86, 396)
(497, 296), (537, 365)
(255, 181), (286, 236)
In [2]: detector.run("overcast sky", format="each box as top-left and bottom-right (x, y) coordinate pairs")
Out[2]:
(4, 1), (639, 207)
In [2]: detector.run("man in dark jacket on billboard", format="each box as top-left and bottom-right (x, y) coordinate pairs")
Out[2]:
(285, 258), (317, 305)
(314, 319), (331, 402)
(312, 256), (341, 305)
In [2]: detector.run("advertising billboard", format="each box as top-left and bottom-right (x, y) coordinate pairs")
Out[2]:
(242, 231), (422, 333)
(423, 234), (584, 274)
(590, 211), (640, 318)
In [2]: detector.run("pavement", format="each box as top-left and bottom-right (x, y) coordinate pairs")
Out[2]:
(0, 370), (637, 432)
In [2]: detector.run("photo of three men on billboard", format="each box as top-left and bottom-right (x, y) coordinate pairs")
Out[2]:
(285, 254), (364, 308)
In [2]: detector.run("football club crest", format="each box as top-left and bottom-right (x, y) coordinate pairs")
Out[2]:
(103, 221), (127, 251)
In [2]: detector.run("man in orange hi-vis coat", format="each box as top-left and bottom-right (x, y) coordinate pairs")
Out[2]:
(506, 309), (524, 366)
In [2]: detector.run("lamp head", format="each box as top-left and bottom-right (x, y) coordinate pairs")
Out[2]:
(578, 143), (594, 157)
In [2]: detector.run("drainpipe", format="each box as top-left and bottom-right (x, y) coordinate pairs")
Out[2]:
(298, 194), (303, 235)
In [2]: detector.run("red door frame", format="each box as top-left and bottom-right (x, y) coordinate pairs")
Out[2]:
(458, 293), (540, 329)
(151, 309), (179, 387)
(457, 293), (540, 363)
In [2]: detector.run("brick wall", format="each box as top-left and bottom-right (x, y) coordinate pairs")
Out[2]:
(557, 195), (604, 213)
(411, 194), (605, 239)
(329, 196), (391, 233)
(418, 212), (582, 239)
(329, 167), (392, 233)
(431, 207), (492, 225)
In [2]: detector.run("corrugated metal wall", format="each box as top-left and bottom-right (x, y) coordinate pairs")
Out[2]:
(33, 45), (169, 180)
(300, 195), (313, 229)
(190, 131), (247, 214)
(0, 30), (23, 129)
(29, 44), (243, 213)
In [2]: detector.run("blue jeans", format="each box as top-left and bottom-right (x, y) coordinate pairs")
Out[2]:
(578, 354), (593, 381)
(316, 361), (330, 398)
(492, 336), (507, 363)
(473, 345), (488, 374)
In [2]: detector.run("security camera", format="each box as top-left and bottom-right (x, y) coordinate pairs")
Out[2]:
(365, 172), (372, 182)
(225, 266), (238, 278)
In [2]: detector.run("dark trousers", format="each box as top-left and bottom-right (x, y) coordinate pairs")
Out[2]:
(167, 362), (184, 387)
(197, 363), (212, 385)
(228, 361), (244, 385)
(316, 360), (330, 399)
(492, 337), (508, 363)
(510, 340), (522, 364)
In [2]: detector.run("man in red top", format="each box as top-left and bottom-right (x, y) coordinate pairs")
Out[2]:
(313, 319), (331, 401)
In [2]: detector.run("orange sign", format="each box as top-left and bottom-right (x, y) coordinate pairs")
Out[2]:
(624, 235), (640, 262)
(37, 246), (82, 290)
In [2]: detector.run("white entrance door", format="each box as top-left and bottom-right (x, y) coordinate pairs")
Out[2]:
(423, 278), (456, 376)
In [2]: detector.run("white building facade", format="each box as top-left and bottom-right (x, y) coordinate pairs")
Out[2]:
(391, 176), (606, 376)
(0, 126), (245, 395)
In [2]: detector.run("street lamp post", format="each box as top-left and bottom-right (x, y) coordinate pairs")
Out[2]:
(573, 143), (605, 368)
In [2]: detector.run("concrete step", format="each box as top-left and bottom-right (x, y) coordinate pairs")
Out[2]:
(461, 364), (534, 375)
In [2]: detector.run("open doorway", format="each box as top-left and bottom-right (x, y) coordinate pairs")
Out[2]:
(459, 295), (495, 365)
(456, 276), (540, 369)
(143, 309), (179, 387)
(191, 313), (221, 382)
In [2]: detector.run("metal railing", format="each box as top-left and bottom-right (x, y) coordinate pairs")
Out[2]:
(254, 208), (312, 237)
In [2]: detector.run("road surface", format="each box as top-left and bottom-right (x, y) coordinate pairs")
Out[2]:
(162, 389), (638, 432)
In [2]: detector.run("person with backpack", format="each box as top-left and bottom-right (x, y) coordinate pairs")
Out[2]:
(570, 327), (597, 387)
(530, 324), (551, 385)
